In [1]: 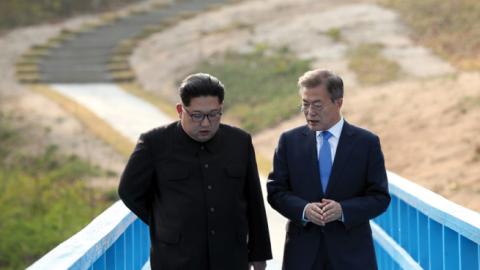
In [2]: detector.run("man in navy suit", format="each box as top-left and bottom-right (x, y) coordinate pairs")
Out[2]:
(267, 69), (390, 270)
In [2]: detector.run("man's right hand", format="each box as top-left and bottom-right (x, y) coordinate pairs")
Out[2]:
(304, 202), (325, 226)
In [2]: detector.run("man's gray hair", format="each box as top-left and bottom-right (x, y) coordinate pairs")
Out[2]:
(298, 69), (344, 101)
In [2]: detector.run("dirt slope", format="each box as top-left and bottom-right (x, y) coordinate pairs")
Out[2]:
(131, 0), (480, 211)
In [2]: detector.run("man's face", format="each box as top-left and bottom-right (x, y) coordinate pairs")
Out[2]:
(301, 85), (342, 131)
(177, 96), (223, 142)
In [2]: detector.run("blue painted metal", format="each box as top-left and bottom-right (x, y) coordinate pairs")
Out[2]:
(371, 222), (423, 270)
(460, 236), (478, 270)
(429, 220), (443, 270)
(373, 172), (480, 270)
(444, 226), (459, 270)
(126, 223), (134, 270)
(114, 234), (126, 270)
(418, 212), (430, 268)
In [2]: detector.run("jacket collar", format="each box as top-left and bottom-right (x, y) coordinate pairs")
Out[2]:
(176, 121), (223, 155)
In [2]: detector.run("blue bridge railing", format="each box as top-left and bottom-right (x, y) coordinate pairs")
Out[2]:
(27, 201), (150, 270)
(372, 172), (479, 270)
(28, 171), (480, 270)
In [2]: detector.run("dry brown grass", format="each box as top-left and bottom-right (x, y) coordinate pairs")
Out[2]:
(347, 43), (402, 85)
(119, 83), (179, 118)
(30, 84), (134, 158)
(379, 0), (480, 70)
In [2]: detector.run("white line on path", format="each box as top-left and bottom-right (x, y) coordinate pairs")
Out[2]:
(49, 83), (286, 269)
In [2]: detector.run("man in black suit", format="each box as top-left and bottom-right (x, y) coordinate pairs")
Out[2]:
(119, 73), (272, 270)
(267, 69), (390, 270)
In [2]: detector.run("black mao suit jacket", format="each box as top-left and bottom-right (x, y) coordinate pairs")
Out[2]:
(119, 122), (272, 270)
(267, 121), (390, 270)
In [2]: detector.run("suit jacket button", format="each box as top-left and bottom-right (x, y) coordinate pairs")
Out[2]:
(204, 164), (209, 168)
(210, 230), (215, 235)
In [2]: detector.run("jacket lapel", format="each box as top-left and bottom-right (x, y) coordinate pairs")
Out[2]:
(326, 121), (356, 195)
(302, 126), (324, 198)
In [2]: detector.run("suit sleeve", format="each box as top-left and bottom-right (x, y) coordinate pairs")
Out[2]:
(245, 136), (273, 261)
(267, 133), (309, 225)
(340, 135), (390, 230)
(118, 133), (155, 224)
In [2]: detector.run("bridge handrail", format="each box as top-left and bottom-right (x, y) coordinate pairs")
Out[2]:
(371, 221), (423, 269)
(27, 201), (136, 270)
(386, 171), (480, 244)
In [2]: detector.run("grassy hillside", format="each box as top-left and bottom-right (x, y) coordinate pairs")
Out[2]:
(194, 44), (311, 133)
(0, 112), (116, 269)
(380, 0), (480, 70)
(0, 0), (143, 32)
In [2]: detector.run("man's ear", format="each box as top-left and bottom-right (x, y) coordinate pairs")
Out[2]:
(176, 103), (183, 118)
(336, 98), (343, 109)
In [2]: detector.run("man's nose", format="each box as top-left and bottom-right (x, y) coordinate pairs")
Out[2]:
(307, 109), (318, 117)
(200, 116), (210, 126)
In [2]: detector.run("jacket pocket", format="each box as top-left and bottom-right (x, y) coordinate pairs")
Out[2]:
(225, 165), (244, 180)
(158, 228), (181, 245)
(161, 165), (190, 181)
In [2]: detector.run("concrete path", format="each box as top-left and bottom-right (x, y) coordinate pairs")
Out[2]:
(50, 83), (286, 269)
(51, 83), (171, 141)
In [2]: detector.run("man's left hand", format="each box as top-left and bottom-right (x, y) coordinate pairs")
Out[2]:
(319, 199), (343, 223)
(249, 261), (267, 270)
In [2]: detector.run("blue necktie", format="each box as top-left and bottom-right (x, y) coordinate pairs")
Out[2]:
(319, 131), (333, 193)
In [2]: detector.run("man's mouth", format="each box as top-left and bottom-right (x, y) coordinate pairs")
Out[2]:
(307, 120), (319, 125)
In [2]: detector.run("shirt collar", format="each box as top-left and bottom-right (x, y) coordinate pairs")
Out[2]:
(316, 117), (344, 139)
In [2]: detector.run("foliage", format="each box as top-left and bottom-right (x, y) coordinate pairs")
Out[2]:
(0, 113), (113, 270)
(347, 43), (401, 85)
(325, 27), (342, 42)
(458, 95), (480, 114)
(0, 0), (142, 32)
(380, 0), (480, 70)
(194, 44), (311, 133)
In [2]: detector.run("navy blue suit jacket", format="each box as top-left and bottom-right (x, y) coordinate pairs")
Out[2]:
(267, 121), (390, 270)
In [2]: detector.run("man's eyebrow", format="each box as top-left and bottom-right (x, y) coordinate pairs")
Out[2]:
(302, 99), (323, 103)
(191, 109), (222, 113)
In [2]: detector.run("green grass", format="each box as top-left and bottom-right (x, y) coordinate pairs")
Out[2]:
(0, 113), (115, 269)
(458, 95), (480, 114)
(379, 0), (480, 70)
(325, 27), (342, 42)
(347, 43), (402, 85)
(192, 44), (311, 133)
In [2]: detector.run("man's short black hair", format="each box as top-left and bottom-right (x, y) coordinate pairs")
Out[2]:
(179, 73), (225, 106)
